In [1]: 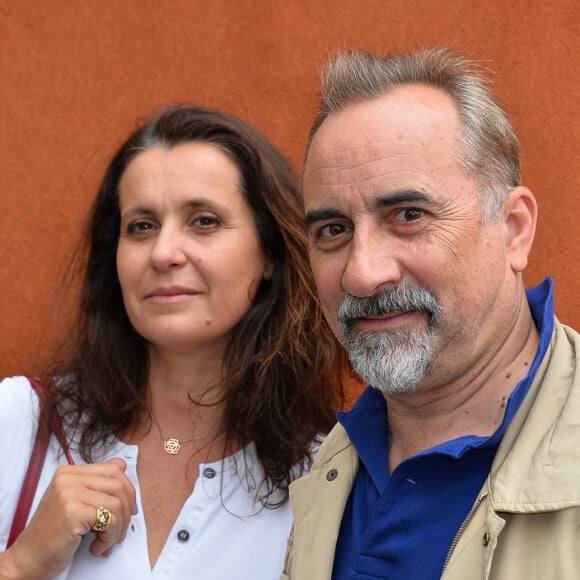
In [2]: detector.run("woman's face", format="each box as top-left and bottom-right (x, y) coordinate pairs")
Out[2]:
(116, 142), (271, 357)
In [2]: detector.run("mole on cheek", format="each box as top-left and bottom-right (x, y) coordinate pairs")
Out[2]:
(205, 319), (212, 326)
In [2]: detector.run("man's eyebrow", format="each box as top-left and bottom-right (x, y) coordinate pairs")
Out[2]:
(374, 189), (430, 209)
(304, 190), (431, 228)
(304, 208), (347, 229)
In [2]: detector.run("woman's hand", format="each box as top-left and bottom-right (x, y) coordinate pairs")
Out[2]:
(0, 457), (137, 579)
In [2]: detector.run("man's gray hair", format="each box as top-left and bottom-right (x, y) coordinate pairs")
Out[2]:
(307, 48), (521, 222)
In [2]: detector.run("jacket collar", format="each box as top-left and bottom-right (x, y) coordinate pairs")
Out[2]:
(489, 319), (580, 512)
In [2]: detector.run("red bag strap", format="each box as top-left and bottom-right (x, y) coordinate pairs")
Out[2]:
(6, 376), (74, 549)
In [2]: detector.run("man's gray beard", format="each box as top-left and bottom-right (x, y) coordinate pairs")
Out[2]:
(344, 326), (435, 395)
(338, 285), (441, 395)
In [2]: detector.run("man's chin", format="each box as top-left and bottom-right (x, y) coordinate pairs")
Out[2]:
(347, 339), (434, 396)
(369, 379), (422, 397)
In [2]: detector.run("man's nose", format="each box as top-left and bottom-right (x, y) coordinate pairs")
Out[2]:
(341, 231), (402, 298)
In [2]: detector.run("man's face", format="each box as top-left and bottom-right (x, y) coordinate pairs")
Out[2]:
(303, 85), (513, 395)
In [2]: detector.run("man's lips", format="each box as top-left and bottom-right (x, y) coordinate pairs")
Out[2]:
(352, 309), (417, 331)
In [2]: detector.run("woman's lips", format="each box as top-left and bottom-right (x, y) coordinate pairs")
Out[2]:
(146, 286), (199, 304)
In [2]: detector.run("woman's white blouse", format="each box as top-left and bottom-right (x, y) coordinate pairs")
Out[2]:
(0, 376), (294, 579)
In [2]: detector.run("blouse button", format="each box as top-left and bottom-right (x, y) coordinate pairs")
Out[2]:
(177, 529), (190, 542)
(482, 532), (490, 546)
(203, 467), (217, 479)
(326, 469), (338, 481)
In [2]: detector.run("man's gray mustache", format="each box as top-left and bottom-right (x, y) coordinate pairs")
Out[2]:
(337, 285), (442, 329)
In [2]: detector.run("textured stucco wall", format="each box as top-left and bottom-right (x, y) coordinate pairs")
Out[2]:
(1, 1), (579, 387)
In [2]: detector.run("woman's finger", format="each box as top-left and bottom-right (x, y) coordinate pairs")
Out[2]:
(2, 459), (137, 577)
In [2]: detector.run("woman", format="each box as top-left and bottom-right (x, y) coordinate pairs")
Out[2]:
(0, 105), (345, 578)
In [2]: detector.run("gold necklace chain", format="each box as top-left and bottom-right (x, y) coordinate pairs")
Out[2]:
(152, 415), (210, 455)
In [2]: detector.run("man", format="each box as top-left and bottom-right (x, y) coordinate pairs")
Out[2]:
(281, 48), (580, 579)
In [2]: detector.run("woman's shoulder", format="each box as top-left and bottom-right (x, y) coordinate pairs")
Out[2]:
(0, 375), (39, 433)
(0, 376), (40, 471)
(0, 375), (37, 408)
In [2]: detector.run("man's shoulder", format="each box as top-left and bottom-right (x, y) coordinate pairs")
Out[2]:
(312, 422), (355, 468)
(550, 317), (580, 365)
(558, 319), (580, 341)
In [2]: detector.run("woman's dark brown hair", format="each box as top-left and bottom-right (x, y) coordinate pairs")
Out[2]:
(46, 105), (346, 506)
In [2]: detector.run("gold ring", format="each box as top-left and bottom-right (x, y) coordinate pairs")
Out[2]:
(91, 506), (112, 532)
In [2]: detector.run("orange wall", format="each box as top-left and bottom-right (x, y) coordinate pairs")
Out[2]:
(1, 1), (579, 380)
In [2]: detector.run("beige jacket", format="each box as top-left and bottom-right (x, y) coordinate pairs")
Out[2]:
(282, 319), (580, 579)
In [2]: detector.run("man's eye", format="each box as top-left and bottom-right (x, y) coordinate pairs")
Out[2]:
(319, 223), (346, 238)
(397, 208), (425, 222)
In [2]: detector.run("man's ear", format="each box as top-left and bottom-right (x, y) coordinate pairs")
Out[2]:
(503, 186), (537, 273)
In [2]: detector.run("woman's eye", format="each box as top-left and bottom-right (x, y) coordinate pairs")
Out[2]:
(193, 215), (221, 228)
(127, 221), (155, 234)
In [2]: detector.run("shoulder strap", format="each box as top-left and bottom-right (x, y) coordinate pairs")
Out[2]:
(6, 376), (74, 549)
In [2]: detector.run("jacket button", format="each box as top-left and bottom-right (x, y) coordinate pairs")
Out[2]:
(482, 532), (490, 546)
(326, 469), (338, 481)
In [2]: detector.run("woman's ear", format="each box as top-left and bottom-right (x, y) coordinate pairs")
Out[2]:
(503, 186), (538, 273)
(263, 260), (274, 280)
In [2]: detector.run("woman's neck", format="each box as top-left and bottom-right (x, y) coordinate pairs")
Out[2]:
(134, 344), (232, 451)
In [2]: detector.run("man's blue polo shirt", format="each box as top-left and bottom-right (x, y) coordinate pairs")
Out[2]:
(332, 278), (554, 580)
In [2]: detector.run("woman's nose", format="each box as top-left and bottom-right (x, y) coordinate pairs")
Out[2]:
(150, 227), (188, 270)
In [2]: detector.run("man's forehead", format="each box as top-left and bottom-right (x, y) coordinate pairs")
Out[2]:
(306, 85), (461, 162)
(303, 85), (463, 199)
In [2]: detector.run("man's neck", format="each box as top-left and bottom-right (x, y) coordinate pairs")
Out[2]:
(385, 310), (540, 473)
